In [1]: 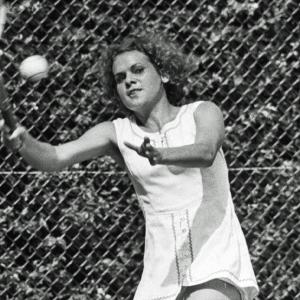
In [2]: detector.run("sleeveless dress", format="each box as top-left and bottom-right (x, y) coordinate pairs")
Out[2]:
(112, 101), (259, 300)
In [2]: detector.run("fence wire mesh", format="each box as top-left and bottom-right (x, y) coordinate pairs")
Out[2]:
(0, 0), (299, 299)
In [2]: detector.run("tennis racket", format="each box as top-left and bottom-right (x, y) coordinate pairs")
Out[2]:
(0, 0), (17, 132)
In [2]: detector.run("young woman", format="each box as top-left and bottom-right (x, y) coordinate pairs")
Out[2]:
(0, 33), (259, 300)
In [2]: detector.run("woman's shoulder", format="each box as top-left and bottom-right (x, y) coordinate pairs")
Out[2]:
(188, 100), (222, 116)
(182, 101), (223, 127)
(181, 100), (208, 114)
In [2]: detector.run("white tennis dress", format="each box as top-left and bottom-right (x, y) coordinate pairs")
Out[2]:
(113, 101), (259, 300)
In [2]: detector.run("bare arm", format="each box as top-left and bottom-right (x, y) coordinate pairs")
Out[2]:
(1, 121), (117, 172)
(159, 101), (225, 167)
(125, 101), (225, 168)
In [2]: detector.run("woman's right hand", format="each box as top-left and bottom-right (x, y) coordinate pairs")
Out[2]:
(0, 119), (27, 152)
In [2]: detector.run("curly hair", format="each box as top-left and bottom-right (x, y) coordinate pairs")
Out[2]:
(100, 31), (198, 107)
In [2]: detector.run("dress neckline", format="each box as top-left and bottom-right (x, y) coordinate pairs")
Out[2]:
(130, 104), (187, 137)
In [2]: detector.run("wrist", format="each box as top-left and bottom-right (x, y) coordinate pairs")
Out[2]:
(13, 127), (28, 153)
(13, 138), (24, 152)
(156, 148), (166, 165)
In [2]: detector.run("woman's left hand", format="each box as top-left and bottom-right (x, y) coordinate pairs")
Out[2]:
(124, 137), (162, 165)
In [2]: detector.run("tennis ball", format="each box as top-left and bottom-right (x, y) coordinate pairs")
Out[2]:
(19, 55), (49, 81)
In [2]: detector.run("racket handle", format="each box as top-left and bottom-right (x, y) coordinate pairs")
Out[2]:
(0, 76), (17, 131)
(2, 108), (17, 131)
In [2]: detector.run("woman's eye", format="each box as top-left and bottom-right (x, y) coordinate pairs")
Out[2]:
(133, 66), (144, 74)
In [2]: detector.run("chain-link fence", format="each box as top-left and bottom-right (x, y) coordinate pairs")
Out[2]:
(0, 0), (299, 299)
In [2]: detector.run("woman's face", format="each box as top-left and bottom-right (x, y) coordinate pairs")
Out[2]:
(112, 50), (165, 112)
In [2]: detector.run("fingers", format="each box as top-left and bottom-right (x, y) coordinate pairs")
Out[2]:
(0, 118), (9, 133)
(143, 137), (150, 144)
(10, 126), (26, 140)
(124, 137), (160, 165)
(0, 118), (10, 135)
(141, 137), (152, 156)
(0, 118), (16, 133)
(0, 119), (25, 151)
(124, 137), (152, 155)
(149, 156), (158, 166)
(0, 120), (24, 139)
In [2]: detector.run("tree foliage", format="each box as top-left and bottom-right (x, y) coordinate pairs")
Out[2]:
(0, 0), (299, 299)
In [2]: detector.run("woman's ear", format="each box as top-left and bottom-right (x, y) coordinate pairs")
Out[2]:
(161, 74), (169, 83)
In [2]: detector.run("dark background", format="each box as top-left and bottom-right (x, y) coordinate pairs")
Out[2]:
(0, 0), (299, 299)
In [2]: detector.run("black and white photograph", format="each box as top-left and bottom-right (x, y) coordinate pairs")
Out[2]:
(0, 1), (299, 299)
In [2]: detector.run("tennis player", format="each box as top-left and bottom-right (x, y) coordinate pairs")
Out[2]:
(0, 32), (259, 300)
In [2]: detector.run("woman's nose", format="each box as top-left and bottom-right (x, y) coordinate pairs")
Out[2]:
(125, 74), (136, 88)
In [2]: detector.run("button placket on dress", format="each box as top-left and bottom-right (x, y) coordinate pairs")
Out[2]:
(172, 210), (193, 284)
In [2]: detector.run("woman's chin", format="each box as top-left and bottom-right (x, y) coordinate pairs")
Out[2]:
(123, 98), (145, 112)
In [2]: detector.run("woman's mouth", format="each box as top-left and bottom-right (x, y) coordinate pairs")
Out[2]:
(127, 88), (142, 97)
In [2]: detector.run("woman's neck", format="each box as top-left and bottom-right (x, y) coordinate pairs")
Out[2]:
(134, 99), (181, 133)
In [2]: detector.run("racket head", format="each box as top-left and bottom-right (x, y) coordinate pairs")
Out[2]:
(0, 0), (7, 38)
(0, 0), (17, 131)
(0, 0), (8, 111)
(0, 76), (17, 131)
